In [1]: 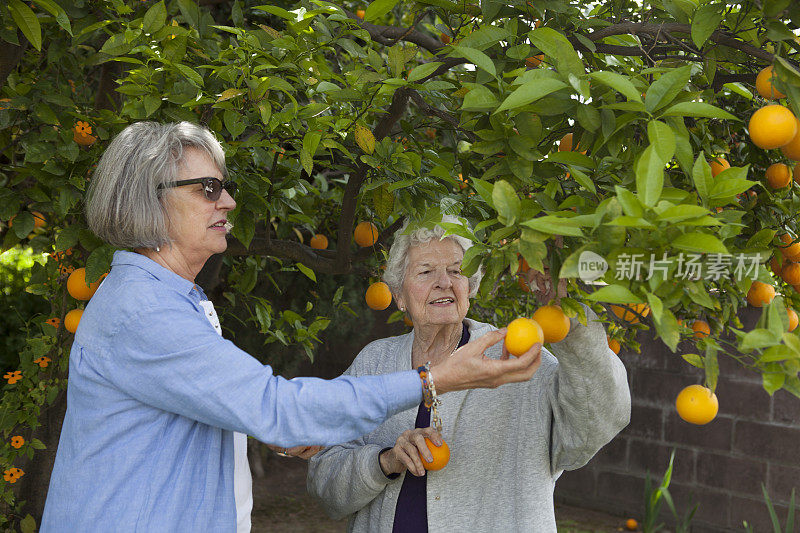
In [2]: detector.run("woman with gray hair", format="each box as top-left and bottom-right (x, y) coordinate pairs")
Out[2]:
(40, 122), (542, 533)
(307, 218), (631, 532)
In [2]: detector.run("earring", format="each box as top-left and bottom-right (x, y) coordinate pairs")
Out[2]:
(155, 245), (160, 253)
(400, 307), (405, 312)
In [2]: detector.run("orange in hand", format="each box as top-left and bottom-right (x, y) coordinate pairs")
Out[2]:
(504, 317), (543, 356)
(532, 305), (570, 343)
(420, 437), (450, 471)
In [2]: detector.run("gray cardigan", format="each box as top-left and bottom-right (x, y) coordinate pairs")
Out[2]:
(307, 309), (630, 532)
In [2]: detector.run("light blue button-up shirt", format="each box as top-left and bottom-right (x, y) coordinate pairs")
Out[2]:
(41, 250), (421, 532)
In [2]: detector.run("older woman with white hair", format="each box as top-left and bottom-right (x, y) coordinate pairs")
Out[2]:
(40, 122), (542, 533)
(307, 218), (631, 532)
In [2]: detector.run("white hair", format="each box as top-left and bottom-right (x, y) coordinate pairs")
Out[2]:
(86, 121), (228, 249)
(383, 216), (483, 298)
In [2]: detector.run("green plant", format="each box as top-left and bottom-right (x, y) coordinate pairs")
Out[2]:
(743, 484), (797, 533)
(642, 450), (698, 533)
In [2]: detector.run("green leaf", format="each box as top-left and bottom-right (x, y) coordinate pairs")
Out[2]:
(692, 153), (713, 201)
(99, 33), (132, 56)
(589, 71), (642, 102)
(175, 63), (204, 87)
(528, 27), (584, 79)
(492, 180), (520, 226)
(586, 284), (643, 304)
(457, 26), (512, 51)
(672, 232), (728, 254)
(299, 148), (313, 176)
(636, 146), (664, 207)
(223, 109), (245, 139)
(657, 205), (709, 223)
(762, 372), (786, 395)
(615, 186), (644, 218)
(9, 0), (41, 51)
(449, 45), (496, 78)
(460, 85), (499, 112)
(645, 65), (691, 114)
(364, 0), (401, 22)
(296, 263), (316, 281)
(494, 78), (568, 114)
(31, 0), (72, 35)
(521, 216), (584, 236)
(647, 120), (676, 162)
(253, 4), (293, 19)
(406, 62), (443, 83)
(682, 353), (705, 368)
(85, 245), (115, 283)
(660, 102), (738, 121)
(691, 3), (724, 48)
(704, 345), (719, 391)
(143, 0), (167, 34)
(20, 515), (36, 533)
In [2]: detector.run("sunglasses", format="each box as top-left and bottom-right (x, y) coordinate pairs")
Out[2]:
(158, 177), (238, 201)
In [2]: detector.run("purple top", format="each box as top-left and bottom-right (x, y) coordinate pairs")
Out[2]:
(391, 323), (470, 532)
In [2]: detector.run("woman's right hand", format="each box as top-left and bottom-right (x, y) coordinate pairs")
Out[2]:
(379, 427), (442, 477)
(432, 328), (542, 394)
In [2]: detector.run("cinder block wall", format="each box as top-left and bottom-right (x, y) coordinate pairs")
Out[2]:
(554, 308), (800, 532)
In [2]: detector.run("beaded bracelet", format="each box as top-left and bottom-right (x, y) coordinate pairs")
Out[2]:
(417, 362), (443, 432)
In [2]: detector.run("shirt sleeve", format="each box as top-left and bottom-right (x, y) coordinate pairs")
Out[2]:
(540, 305), (631, 473)
(307, 346), (400, 519)
(88, 296), (422, 448)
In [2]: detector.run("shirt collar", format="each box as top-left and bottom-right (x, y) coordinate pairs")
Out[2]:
(111, 250), (198, 296)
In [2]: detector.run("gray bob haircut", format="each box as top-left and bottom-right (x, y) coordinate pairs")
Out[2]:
(86, 121), (227, 249)
(383, 216), (483, 298)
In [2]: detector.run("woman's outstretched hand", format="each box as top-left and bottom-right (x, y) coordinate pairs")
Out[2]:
(432, 329), (542, 394)
(379, 427), (442, 477)
(267, 444), (324, 460)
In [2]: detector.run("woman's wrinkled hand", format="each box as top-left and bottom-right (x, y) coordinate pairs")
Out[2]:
(267, 444), (325, 460)
(379, 427), (442, 478)
(432, 329), (542, 394)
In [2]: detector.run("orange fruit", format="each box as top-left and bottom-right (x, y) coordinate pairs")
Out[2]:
(518, 255), (530, 273)
(691, 320), (710, 339)
(746, 280), (775, 307)
(782, 121), (800, 160)
(67, 268), (102, 300)
(607, 336), (621, 354)
(365, 281), (392, 310)
(355, 8), (365, 19)
(770, 254), (784, 277)
(353, 221), (379, 247)
(748, 105), (798, 149)
(766, 163), (792, 188)
(610, 303), (650, 324)
(788, 308), (798, 332)
(31, 211), (46, 229)
(625, 518), (638, 531)
(558, 132), (573, 152)
(64, 309), (83, 333)
(675, 384), (718, 425)
(780, 233), (800, 262)
(781, 262), (800, 285)
(504, 317), (543, 356)
(420, 438), (450, 471)
(709, 157), (730, 177)
(525, 54), (544, 68)
(756, 66), (786, 100)
(309, 233), (328, 250)
(532, 305), (570, 343)
(439, 33), (451, 44)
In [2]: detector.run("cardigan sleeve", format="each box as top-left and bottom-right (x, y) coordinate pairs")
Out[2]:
(539, 305), (631, 473)
(307, 339), (402, 519)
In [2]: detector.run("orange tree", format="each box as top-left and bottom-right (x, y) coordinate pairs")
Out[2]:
(2, 0), (800, 526)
